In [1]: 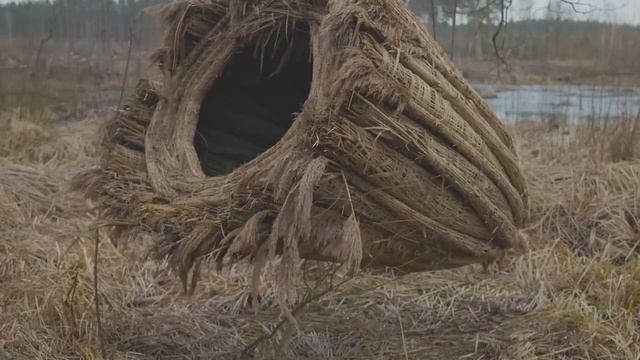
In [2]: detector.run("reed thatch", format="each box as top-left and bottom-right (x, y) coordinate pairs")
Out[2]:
(98, 0), (528, 301)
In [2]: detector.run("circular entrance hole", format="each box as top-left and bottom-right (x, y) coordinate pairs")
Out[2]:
(194, 25), (313, 177)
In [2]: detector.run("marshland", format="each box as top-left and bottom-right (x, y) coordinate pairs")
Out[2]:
(1, 0), (640, 359)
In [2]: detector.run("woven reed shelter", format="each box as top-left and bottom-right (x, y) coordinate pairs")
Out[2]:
(99, 0), (528, 296)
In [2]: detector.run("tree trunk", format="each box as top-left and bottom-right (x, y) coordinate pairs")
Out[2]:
(450, 0), (458, 60)
(99, 0), (109, 53)
(5, 8), (12, 42)
(468, 0), (483, 60)
(118, 0), (127, 42)
(430, 0), (437, 40)
(606, 22), (616, 68)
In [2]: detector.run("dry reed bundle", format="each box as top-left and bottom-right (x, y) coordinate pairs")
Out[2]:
(97, 0), (528, 299)
(0, 164), (59, 222)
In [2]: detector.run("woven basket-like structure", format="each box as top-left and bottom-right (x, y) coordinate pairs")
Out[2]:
(100, 0), (527, 294)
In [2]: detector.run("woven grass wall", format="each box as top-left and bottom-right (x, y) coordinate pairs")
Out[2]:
(97, 0), (528, 303)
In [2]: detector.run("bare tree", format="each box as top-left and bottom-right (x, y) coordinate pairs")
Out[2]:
(467, 0), (484, 60)
(4, 7), (12, 42)
(118, 0), (127, 42)
(31, 9), (57, 78)
(430, 0), (437, 40)
(492, 0), (511, 79)
(558, 0), (596, 14)
(450, 0), (458, 60)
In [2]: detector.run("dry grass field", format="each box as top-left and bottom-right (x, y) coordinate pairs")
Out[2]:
(1, 105), (640, 359)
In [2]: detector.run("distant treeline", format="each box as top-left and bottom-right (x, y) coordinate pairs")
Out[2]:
(1, 0), (639, 73)
(408, 0), (640, 73)
(510, 20), (639, 72)
(0, 0), (164, 49)
(430, 19), (640, 73)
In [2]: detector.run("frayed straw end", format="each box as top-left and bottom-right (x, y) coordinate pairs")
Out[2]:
(342, 214), (363, 273)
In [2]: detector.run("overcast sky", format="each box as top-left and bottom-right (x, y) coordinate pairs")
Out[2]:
(1, 0), (639, 25)
(513, 0), (640, 25)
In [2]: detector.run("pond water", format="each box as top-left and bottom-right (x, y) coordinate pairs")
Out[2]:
(473, 84), (640, 123)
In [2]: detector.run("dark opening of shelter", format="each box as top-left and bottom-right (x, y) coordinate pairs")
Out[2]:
(195, 25), (313, 177)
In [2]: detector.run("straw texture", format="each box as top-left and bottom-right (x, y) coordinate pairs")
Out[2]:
(97, 0), (528, 296)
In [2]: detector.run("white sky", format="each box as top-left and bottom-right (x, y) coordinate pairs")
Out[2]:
(513, 0), (640, 25)
(1, 0), (639, 25)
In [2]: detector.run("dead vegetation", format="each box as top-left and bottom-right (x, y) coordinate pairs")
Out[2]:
(1, 1), (639, 358)
(1, 106), (639, 359)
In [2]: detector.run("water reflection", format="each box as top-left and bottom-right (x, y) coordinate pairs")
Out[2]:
(473, 84), (640, 123)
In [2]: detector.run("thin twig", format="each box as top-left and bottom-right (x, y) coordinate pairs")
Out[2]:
(94, 225), (106, 358)
(559, 0), (596, 14)
(240, 265), (350, 357)
(94, 23), (134, 356)
(115, 24), (135, 116)
(625, 108), (640, 160)
(395, 281), (409, 360)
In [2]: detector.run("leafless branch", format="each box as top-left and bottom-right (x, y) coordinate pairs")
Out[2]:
(116, 23), (134, 115)
(240, 264), (350, 357)
(93, 225), (106, 358)
(115, 10), (143, 120)
(455, 0), (501, 16)
(492, 0), (512, 79)
(558, 0), (596, 14)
